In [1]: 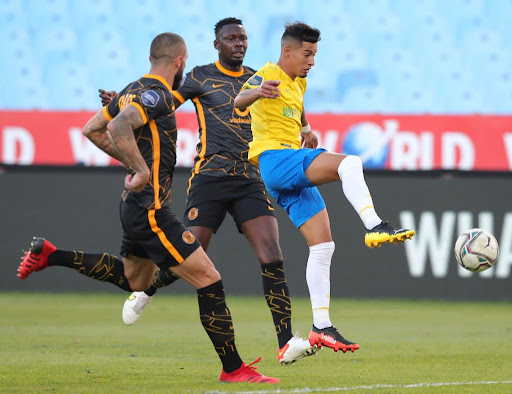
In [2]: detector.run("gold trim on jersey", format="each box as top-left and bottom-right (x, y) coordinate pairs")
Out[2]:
(192, 97), (207, 174)
(143, 74), (172, 92)
(102, 106), (113, 121)
(215, 60), (244, 77)
(171, 90), (185, 104)
(149, 119), (161, 209)
(187, 171), (196, 195)
(148, 209), (184, 263)
(128, 102), (148, 125)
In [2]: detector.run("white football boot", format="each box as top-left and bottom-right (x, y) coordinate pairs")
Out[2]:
(277, 332), (319, 365)
(122, 291), (153, 325)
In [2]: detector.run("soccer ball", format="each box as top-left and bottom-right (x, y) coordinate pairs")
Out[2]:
(454, 228), (499, 272)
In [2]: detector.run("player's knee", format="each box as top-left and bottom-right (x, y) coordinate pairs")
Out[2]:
(257, 241), (283, 264)
(338, 155), (363, 178)
(309, 241), (335, 260)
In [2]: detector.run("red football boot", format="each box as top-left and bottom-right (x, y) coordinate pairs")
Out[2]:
(219, 357), (279, 383)
(17, 237), (56, 279)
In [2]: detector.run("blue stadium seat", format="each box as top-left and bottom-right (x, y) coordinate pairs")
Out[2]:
(482, 71), (512, 114)
(388, 83), (438, 113)
(340, 86), (391, 113)
(441, 85), (487, 114)
(0, 0), (511, 113)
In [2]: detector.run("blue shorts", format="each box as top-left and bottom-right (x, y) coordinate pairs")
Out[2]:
(259, 148), (326, 228)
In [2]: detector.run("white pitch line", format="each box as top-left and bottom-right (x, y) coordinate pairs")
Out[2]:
(205, 380), (512, 394)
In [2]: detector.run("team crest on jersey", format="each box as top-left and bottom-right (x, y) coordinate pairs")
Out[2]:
(182, 230), (196, 244)
(247, 75), (263, 87)
(141, 90), (160, 107)
(188, 207), (199, 220)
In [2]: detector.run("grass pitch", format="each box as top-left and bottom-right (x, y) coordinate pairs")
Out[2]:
(1, 293), (511, 393)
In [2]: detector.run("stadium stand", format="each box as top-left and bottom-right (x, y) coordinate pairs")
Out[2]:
(1, 0), (511, 113)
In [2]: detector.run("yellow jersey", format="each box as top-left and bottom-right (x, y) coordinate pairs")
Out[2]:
(241, 62), (306, 165)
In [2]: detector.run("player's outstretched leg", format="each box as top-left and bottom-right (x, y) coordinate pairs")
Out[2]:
(17, 236), (133, 292)
(336, 155), (415, 248)
(308, 325), (360, 353)
(122, 268), (180, 325)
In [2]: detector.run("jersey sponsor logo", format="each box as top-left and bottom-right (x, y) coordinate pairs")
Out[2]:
(141, 90), (160, 107)
(188, 207), (199, 220)
(247, 75), (263, 87)
(182, 230), (196, 244)
(282, 107), (299, 118)
(212, 83), (225, 88)
(230, 107), (251, 124)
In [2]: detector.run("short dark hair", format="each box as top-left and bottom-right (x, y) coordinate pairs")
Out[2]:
(282, 22), (321, 44)
(214, 17), (243, 38)
(150, 32), (186, 64)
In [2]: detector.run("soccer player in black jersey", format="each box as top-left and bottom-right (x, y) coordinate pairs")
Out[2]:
(100, 18), (317, 365)
(17, 32), (278, 384)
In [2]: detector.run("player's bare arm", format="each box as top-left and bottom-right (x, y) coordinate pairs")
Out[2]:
(300, 107), (318, 149)
(82, 110), (124, 162)
(107, 106), (151, 192)
(234, 80), (281, 108)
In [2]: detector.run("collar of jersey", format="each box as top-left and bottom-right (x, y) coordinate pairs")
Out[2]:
(269, 62), (297, 84)
(215, 61), (244, 77)
(143, 74), (172, 92)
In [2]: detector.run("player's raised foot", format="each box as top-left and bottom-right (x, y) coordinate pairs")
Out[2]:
(365, 221), (415, 249)
(278, 332), (319, 365)
(122, 291), (153, 325)
(308, 325), (359, 353)
(17, 237), (56, 279)
(219, 357), (279, 383)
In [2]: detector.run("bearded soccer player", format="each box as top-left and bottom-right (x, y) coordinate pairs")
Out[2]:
(234, 22), (415, 352)
(17, 32), (279, 383)
(100, 17), (316, 365)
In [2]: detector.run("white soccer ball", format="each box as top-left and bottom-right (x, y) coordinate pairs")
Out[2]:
(454, 228), (499, 272)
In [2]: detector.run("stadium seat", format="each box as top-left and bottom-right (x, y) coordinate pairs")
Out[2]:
(340, 86), (391, 113)
(1, 0), (512, 113)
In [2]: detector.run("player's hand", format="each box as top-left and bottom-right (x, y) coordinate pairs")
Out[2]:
(99, 89), (117, 106)
(124, 172), (150, 193)
(301, 131), (318, 149)
(258, 80), (281, 99)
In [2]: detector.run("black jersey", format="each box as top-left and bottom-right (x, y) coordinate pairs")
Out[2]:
(103, 74), (177, 210)
(172, 61), (260, 179)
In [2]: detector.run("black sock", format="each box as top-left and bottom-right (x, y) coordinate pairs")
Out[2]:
(197, 280), (243, 373)
(48, 250), (132, 292)
(144, 267), (180, 296)
(261, 261), (293, 348)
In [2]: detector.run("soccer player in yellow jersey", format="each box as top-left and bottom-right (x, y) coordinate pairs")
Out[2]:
(235, 22), (415, 352)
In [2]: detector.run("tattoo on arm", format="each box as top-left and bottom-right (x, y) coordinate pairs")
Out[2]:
(82, 111), (124, 162)
(107, 106), (150, 175)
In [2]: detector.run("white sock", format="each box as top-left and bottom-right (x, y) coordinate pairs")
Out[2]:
(306, 241), (335, 329)
(338, 155), (382, 230)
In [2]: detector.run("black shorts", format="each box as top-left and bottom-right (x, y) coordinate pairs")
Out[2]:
(183, 174), (276, 233)
(119, 197), (200, 268)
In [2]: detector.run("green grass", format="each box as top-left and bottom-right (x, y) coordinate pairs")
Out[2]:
(1, 293), (511, 393)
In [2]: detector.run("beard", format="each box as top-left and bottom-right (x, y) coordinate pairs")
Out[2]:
(172, 67), (185, 90)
